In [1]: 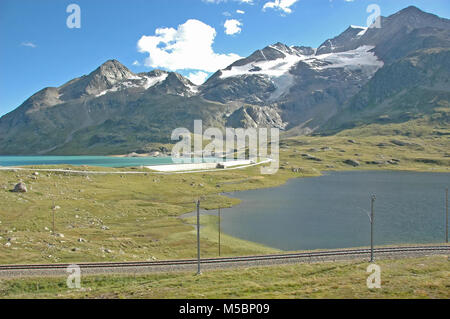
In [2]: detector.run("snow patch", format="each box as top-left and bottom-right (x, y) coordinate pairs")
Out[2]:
(218, 45), (383, 101)
(350, 25), (369, 37)
(143, 73), (168, 89)
(312, 46), (383, 71)
(220, 46), (311, 100)
(95, 73), (169, 97)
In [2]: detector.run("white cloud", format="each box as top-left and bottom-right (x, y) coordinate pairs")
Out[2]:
(137, 19), (241, 73)
(132, 60), (140, 66)
(21, 41), (36, 48)
(263, 0), (299, 14)
(224, 19), (243, 35)
(236, 9), (245, 14)
(187, 71), (210, 85)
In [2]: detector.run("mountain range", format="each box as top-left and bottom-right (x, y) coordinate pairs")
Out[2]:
(0, 6), (449, 155)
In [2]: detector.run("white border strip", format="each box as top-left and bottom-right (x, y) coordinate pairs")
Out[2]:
(0, 158), (273, 175)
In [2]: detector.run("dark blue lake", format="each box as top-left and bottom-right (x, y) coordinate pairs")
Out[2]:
(219, 171), (449, 251)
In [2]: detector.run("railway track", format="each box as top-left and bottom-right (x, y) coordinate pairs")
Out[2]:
(0, 245), (448, 275)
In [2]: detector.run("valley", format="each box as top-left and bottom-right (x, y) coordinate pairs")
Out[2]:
(0, 125), (448, 265)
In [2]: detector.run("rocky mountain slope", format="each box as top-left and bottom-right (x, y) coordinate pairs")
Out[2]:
(0, 6), (449, 155)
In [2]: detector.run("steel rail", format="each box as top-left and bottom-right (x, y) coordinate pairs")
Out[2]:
(0, 245), (448, 271)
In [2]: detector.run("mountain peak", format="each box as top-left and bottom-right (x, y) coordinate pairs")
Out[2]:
(388, 5), (449, 26)
(398, 5), (425, 15)
(95, 59), (134, 77)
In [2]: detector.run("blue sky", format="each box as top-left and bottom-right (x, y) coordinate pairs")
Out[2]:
(0, 0), (449, 117)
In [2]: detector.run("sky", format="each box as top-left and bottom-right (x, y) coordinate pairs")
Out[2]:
(0, 0), (449, 117)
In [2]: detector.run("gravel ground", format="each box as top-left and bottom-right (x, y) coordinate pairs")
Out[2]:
(0, 247), (448, 278)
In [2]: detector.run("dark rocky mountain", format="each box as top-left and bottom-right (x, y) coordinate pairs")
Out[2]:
(321, 48), (450, 133)
(317, 6), (450, 56)
(0, 6), (449, 155)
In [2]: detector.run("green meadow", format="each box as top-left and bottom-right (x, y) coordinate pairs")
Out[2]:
(0, 256), (448, 299)
(0, 125), (448, 265)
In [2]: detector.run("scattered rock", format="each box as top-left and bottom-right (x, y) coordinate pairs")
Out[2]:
(71, 248), (79, 252)
(4, 242), (11, 247)
(390, 140), (422, 148)
(55, 233), (64, 238)
(101, 226), (110, 230)
(414, 158), (440, 164)
(390, 139), (408, 146)
(301, 154), (322, 161)
(343, 159), (360, 167)
(387, 160), (399, 165)
(12, 182), (27, 193)
(33, 172), (39, 176)
(77, 238), (86, 243)
(347, 139), (356, 144)
(366, 160), (386, 165)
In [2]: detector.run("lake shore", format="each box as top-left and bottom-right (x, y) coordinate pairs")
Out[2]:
(0, 133), (449, 265)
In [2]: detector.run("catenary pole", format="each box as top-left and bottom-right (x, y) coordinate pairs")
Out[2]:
(196, 199), (201, 275)
(370, 195), (376, 262)
(218, 207), (221, 257)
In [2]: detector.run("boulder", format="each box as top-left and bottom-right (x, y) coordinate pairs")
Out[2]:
(13, 182), (27, 193)
(301, 154), (322, 161)
(366, 160), (386, 165)
(343, 159), (360, 167)
(387, 159), (400, 165)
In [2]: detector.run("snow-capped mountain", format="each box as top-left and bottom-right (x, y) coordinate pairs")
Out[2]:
(0, 6), (449, 155)
(203, 43), (383, 102)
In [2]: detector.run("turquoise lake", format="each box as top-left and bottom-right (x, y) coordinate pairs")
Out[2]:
(0, 156), (219, 168)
